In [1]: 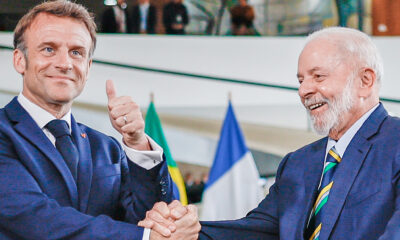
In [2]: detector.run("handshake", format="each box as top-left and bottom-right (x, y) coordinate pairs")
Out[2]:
(139, 200), (201, 240)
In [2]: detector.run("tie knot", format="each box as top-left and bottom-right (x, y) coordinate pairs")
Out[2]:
(46, 119), (70, 138)
(327, 146), (341, 163)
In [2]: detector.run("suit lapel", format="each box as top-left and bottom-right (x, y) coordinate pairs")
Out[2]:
(71, 116), (93, 213)
(299, 138), (328, 238)
(4, 98), (79, 208)
(319, 104), (388, 240)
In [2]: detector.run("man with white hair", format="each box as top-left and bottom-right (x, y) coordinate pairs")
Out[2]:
(140, 27), (400, 240)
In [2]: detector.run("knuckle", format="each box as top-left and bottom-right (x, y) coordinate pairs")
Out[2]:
(196, 223), (201, 232)
(148, 211), (157, 219)
(155, 201), (166, 209)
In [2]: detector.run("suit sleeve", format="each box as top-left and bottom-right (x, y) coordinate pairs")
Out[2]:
(199, 153), (292, 240)
(0, 132), (151, 240)
(120, 147), (175, 223)
(378, 149), (400, 239)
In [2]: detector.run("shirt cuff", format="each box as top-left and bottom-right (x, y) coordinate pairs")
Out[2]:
(122, 135), (164, 170)
(142, 228), (151, 240)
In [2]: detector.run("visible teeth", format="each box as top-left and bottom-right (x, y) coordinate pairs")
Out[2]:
(309, 103), (323, 110)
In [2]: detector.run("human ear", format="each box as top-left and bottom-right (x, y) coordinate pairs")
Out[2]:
(13, 49), (26, 75)
(358, 67), (376, 98)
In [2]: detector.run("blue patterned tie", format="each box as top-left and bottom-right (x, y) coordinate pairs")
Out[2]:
(46, 119), (79, 181)
(306, 146), (341, 240)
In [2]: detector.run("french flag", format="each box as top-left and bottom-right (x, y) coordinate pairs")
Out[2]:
(201, 102), (262, 220)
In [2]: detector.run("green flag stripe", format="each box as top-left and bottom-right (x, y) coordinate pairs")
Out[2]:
(144, 102), (177, 167)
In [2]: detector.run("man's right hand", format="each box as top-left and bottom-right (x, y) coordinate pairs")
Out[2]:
(139, 200), (201, 240)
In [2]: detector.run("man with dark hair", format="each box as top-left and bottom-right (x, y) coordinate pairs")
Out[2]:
(230, 0), (256, 35)
(101, 0), (132, 33)
(162, 0), (189, 35)
(0, 1), (180, 239)
(131, 0), (157, 34)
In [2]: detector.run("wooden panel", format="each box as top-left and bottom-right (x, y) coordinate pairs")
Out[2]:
(372, 0), (400, 35)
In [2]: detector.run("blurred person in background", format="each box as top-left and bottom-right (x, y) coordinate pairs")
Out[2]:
(230, 0), (255, 35)
(163, 0), (189, 35)
(131, 0), (157, 34)
(101, 0), (132, 33)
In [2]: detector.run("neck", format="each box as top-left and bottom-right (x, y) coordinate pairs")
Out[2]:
(21, 92), (72, 119)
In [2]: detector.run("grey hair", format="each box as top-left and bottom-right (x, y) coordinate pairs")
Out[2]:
(305, 27), (384, 86)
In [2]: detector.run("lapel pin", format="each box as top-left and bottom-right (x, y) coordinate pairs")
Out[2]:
(81, 133), (87, 138)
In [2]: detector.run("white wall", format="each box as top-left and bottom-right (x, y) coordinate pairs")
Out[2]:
(1, 34), (400, 166)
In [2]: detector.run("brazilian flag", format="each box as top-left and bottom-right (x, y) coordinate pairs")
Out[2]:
(144, 102), (188, 205)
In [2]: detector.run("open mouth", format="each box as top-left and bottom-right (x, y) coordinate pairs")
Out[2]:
(309, 102), (326, 110)
(306, 102), (327, 111)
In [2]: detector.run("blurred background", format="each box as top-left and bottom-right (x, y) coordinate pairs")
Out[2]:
(1, 0), (399, 219)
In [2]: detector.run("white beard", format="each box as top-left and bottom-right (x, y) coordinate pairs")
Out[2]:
(306, 78), (355, 135)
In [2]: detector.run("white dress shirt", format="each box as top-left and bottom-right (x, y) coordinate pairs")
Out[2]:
(17, 93), (163, 240)
(307, 103), (379, 226)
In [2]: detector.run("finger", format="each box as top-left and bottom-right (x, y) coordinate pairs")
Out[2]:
(168, 200), (182, 209)
(187, 204), (198, 214)
(150, 202), (171, 219)
(169, 200), (187, 220)
(106, 79), (117, 102)
(109, 103), (139, 121)
(108, 96), (134, 109)
(151, 222), (172, 237)
(138, 219), (154, 229)
(175, 204), (198, 227)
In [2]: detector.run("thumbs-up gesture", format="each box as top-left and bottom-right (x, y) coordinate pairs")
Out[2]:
(106, 80), (151, 150)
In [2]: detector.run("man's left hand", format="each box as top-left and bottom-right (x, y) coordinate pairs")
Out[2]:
(106, 79), (151, 150)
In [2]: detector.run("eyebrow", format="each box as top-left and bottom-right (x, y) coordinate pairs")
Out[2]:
(37, 41), (58, 48)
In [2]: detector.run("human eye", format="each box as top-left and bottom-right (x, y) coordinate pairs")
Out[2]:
(71, 50), (82, 56)
(41, 47), (54, 55)
(314, 73), (326, 81)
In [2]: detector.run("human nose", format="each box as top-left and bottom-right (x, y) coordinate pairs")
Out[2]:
(298, 77), (315, 100)
(55, 50), (73, 71)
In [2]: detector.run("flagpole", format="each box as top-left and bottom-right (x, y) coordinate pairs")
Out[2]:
(150, 92), (154, 103)
(228, 91), (232, 102)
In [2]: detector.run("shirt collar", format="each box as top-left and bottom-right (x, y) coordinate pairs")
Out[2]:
(326, 103), (380, 157)
(17, 93), (72, 132)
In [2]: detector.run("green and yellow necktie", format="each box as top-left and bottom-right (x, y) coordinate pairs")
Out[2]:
(307, 146), (341, 240)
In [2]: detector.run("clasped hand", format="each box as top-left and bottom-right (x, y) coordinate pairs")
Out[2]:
(139, 200), (201, 240)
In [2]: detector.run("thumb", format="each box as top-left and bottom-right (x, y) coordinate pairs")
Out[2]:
(106, 79), (117, 101)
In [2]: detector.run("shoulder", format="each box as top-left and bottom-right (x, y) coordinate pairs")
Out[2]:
(290, 137), (327, 157)
(0, 107), (13, 133)
(372, 114), (400, 145)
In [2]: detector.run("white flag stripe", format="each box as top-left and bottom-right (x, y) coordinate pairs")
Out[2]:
(201, 151), (262, 220)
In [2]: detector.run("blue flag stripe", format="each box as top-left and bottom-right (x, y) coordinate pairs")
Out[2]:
(205, 102), (248, 189)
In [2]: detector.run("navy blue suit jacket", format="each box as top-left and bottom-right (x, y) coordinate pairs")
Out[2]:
(0, 97), (174, 239)
(201, 104), (400, 239)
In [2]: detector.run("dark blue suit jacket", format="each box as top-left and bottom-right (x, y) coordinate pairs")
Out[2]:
(0, 97), (174, 239)
(201, 104), (400, 240)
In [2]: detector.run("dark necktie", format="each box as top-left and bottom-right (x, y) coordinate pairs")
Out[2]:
(46, 119), (79, 181)
(306, 146), (341, 240)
